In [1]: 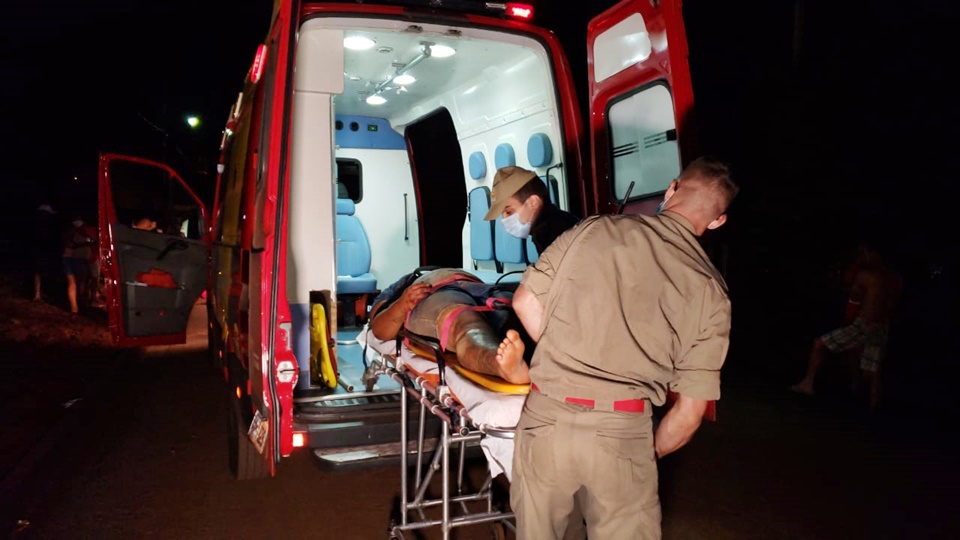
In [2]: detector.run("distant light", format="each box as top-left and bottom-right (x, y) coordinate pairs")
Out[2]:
(429, 44), (456, 58)
(186, 116), (200, 128)
(393, 74), (416, 85)
(506, 3), (534, 20)
(73, 176), (78, 181)
(344, 36), (376, 50)
(251, 44), (268, 83)
(366, 95), (387, 105)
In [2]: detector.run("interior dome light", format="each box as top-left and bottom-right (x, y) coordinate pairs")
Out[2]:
(366, 95), (387, 105)
(393, 74), (416, 85)
(344, 36), (376, 50)
(429, 44), (456, 58)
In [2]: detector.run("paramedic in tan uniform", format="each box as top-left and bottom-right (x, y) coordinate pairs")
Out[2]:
(507, 157), (739, 539)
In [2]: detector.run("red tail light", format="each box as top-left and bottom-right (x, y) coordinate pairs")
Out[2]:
(251, 44), (268, 84)
(506, 3), (534, 20)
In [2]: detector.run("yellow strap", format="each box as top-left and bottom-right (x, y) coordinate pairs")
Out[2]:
(310, 303), (337, 388)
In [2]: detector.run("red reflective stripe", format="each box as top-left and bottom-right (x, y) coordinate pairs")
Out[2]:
(533, 383), (646, 413)
(613, 399), (646, 413)
(565, 396), (595, 407)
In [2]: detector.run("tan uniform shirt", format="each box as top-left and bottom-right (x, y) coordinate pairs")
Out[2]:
(520, 211), (731, 407)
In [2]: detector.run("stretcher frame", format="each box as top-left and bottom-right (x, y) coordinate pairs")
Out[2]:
(367, 327), (518, 539)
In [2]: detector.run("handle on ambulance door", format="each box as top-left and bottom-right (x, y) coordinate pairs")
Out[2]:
(403, 193), (409, 241)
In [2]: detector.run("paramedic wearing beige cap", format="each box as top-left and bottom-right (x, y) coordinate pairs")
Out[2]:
(508, 157), (739, 539)
(484, 166), (579, 253)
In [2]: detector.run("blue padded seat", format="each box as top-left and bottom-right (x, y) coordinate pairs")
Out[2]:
(468, 187), (498, 270)
(527, 133), (553, 168)
(494, 143), (516, 169)
(468, 152), (487, 180)
(336, 198), (377, 294)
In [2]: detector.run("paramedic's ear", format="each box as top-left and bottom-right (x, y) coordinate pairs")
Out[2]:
(706, 213), (727, 230)
(664, 179), (679, 200)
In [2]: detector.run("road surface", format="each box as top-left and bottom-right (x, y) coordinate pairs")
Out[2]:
(3, 302), (959, 539)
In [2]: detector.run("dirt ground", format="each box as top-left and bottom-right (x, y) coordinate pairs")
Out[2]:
(1, 274), (959, 539)
(0, 274), (118, 480)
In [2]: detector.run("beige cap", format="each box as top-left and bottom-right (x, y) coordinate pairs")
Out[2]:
(483, 166), (538, 220)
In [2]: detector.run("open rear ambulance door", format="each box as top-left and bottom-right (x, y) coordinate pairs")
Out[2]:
(98, 153), (209, 348)
(587, 0), (697, 216)
(587, 0), (716, 420)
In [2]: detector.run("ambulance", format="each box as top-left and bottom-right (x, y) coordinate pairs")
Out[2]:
(97, 0), (697, 478)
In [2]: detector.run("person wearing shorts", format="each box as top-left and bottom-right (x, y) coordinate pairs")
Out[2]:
(820, 318), (889, 373)
(792, 242), (901, 409)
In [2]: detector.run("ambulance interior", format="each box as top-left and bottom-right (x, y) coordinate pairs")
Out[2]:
(287, 17), (575, 404)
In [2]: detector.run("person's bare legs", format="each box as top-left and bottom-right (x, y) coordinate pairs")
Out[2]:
(791, 337), (827, 395)
(66, 274), (79, 313)
(33, 273), (42, 301)
(440, 307), (529, 384)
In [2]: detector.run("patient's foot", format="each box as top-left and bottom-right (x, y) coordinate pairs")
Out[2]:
(496, 330), (529, 384)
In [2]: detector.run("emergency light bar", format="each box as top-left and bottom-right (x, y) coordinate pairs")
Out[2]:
(505, 3), (533, 20)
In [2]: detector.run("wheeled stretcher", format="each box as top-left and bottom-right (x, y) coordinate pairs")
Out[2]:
(358, 323), (527, 539)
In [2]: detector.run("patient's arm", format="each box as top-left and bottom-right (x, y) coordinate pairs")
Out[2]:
(370, 282), (431, 341)
(512, 284), (544, 343)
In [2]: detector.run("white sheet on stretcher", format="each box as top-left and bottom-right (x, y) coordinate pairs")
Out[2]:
(358, 325), (526, 481)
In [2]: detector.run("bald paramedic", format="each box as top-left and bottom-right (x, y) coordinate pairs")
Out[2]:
(510, 157), (739, 539)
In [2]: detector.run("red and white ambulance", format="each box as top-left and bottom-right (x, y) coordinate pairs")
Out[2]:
(98, 0), (696, 478)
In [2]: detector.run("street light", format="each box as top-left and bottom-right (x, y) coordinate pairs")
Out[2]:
(186, 115), (200, 128)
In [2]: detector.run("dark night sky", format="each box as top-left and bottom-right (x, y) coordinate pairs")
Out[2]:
(1, 1), (957, 390)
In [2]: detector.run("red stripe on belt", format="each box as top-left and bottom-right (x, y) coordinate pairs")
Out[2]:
(531, 383), (645, 413)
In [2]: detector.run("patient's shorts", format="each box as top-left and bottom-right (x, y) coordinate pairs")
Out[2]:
(820, 318), (888, 372)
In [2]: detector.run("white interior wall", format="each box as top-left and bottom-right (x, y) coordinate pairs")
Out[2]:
(336, 148), (420, 288)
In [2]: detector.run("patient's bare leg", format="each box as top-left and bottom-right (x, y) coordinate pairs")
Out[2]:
(439, 306), (530, 384)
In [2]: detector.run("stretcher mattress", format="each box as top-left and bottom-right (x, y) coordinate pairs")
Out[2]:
(358, 325), (526, 481)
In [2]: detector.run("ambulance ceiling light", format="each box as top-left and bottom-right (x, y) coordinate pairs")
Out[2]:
(393, 74), (416, 85)
(366, 95), (387, 105)
(429, 44), (456, 58)
(344, 35), (376, 50)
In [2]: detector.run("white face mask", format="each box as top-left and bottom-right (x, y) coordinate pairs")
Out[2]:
(501, 208), (532, 239)
(72, 220), (84, 227)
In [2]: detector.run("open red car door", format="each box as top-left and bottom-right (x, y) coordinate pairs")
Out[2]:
(587, 0), (697, 217)
(98, 153), (209, 347)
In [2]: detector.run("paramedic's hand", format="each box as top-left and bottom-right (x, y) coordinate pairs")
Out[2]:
(399, 283), (431, 313)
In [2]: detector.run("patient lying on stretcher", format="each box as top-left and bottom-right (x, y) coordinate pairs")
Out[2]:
(369, 268), (530, 385)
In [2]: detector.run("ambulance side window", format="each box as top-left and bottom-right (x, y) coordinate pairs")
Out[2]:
(336, 158), (362, 203)
(608, 82), (681, 201)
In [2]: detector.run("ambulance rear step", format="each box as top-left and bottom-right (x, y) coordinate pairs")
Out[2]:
(311, 437), (486, 471)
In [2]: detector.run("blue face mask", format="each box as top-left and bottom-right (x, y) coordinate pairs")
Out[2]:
(501, 210), (532, 238)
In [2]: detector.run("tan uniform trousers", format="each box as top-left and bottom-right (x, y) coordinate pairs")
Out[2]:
(512, 391), (660, 540)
